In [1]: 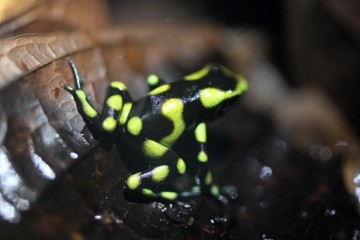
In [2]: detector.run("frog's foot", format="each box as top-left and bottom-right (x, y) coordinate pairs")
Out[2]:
(163, 184), (235, 205)
(124, 188), (181, 203)
(61, 58), (88, 94)
(219, 185), (238, 200)
(124, 184), (237, 205)
(61, 82), (75, 92)
(197, 184), (238, 205)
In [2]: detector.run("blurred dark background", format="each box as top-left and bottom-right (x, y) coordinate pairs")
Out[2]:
(108, 0), (285, 70)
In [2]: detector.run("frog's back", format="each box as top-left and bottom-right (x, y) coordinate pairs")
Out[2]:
(125, 64), (247, 147)
(127, 80), (202, 146)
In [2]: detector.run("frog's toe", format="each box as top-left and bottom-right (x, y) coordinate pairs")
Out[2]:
(61, 82), (74, 92)
(220, 185), (238, 200)
(207, 185), (238, 205)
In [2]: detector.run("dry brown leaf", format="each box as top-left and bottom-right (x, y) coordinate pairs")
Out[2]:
(0, 0), (110, 37)
(0, 32), (96, 88)
(0, 24), (221, 90)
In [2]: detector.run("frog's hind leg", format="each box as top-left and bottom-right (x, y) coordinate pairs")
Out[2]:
(124, 139), (188, 201)
(123, 134), (224, 202)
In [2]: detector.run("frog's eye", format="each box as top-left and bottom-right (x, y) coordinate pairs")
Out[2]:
(199, 76), (247, 109)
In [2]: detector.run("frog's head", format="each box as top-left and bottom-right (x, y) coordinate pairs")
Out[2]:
(184, 64), (248, 117)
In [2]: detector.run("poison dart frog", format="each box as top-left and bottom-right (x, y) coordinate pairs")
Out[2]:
(62, 58), (248, 203)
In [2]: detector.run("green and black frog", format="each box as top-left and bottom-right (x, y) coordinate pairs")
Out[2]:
(62, 58), (248, 203)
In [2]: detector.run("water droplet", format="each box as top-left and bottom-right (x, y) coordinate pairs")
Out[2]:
(183, 203), (192, 209)
(325, 209), (336, 216)
(259, 166), (272, 181)
(70, 152), (79, 159)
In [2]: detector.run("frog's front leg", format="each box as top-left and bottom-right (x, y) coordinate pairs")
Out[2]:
(193, 123), (221, 198)
(124, 139), (189, 201)
(62, 58), (133, 133)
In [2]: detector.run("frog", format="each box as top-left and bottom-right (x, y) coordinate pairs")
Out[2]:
(62, 58), (248, 203)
